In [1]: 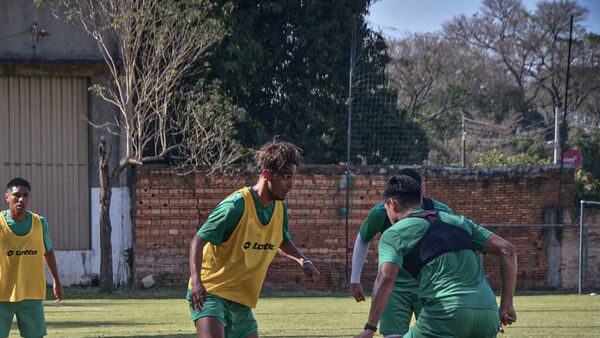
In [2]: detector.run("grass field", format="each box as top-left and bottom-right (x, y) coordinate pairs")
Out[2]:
(7, 289), (600, 337)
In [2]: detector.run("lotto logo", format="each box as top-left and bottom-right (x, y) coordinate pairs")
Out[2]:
(7, 249), (38, 256)
(242, 241), (275, 250)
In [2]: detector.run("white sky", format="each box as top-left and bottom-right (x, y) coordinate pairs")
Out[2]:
(367, 0), (600, 37)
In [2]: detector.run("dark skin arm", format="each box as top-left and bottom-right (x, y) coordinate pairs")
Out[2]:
(43, 250), (63, 302)
(482, 234), (518, 331)
(354, 262), (399, 338)
(189, 235), (209, 311)
(278, 241), (319, 281)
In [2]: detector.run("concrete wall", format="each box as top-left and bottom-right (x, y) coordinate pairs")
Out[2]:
(133, 164), (585, 291)
(0, 0), (112, 61)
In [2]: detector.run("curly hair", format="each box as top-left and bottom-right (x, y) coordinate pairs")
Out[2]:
(254, 140), (303, 172)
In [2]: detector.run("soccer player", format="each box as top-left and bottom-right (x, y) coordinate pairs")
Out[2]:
(350, 168), (452, 337)
(355, 175), (517, 338)
(187, 140), (319, 338)
(0, 177), (63, 338)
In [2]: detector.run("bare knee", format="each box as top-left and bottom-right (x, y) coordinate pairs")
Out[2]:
(195, 316), (225, 338)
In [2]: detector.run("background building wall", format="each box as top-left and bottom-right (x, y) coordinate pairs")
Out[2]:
(1, 0), (130, 285)
(133, 164), (591, 291)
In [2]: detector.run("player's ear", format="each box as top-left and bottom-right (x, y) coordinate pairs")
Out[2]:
(388, 197), (401, 212)
(261, 169), (270, 180)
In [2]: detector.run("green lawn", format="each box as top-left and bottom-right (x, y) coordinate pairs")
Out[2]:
(8, 290), (600, 337)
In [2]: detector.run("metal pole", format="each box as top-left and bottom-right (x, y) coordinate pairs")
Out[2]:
(557, 15), (574, 211)
(345, 17), (357, 282)
(554, 106), (560, 164)
(579, 199), (584, 294)
(461, 113), (466, 167)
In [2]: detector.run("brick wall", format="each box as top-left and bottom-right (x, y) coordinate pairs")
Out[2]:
(133, 164), (579, 291)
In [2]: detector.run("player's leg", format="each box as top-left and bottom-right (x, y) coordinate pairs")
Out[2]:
(403, 307), (454, 338)
(0, 302), (17, 338)
(380, 288), (416, 337)
(463, 308), (499, 338)
(405, 307), (499, 338)
(196, 317), (226, 338)
(224, 299), (258, 338)
(13, 300), (46, 338)
(188, 293), (227, 338)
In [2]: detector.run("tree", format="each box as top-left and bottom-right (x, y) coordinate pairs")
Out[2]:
(202, 0), (373, 163)
(50, 0), (244, 291)
(444, 0), (600, 136)
(386, 30), (536, 165)
(348, 25), (430, 165)
(383, 0), (600, 166)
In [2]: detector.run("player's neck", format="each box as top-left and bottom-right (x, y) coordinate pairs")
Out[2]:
(251, 180), (274, 207)
(396, 204), (421, 221)
(9, 209), (27, 222)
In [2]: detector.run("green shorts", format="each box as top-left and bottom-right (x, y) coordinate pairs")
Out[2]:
(187, 291), (257, 338)
(0, 300), (47, 338)
(380, 290), (421, 336)
(404, 307), (499, 338)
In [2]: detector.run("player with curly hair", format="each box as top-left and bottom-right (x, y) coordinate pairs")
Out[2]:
(187, 139), (319, 338)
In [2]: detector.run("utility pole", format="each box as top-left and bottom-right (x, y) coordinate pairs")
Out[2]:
(554, 106), (560, 164)
(461, 113), (466, 167)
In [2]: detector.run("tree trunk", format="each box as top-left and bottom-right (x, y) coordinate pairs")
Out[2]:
(99, 138), (114, 292)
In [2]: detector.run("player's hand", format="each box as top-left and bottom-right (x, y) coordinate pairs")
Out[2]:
(190, 280), (208, 312)
(302, 260), (320, 282)
(53, 281), (63, 302)
(353, 330), (375, 338)
(350, 283), (366, 302)
(499, 304), (517, 333)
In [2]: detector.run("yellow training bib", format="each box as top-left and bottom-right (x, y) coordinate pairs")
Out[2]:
(190, 187), (284, 308)
(0, 211), (47, 301)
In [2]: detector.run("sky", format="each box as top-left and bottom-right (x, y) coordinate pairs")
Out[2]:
(367, 0), (600, 37)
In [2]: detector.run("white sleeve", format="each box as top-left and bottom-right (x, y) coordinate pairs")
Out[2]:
(350, 233), (370, 284)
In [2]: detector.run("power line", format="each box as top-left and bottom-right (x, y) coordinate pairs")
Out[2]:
(0, 29), (30, 42)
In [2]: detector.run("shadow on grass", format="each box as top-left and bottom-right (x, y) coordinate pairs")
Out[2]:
(45, 302), (123, 308)
(56, 287), (352, 300)
(101, 336), (349, 338)
(95, 335), (196, 338)
(51, 287), (187, 300)
(516, 309), (600, 312)
(46, 321), (141, 329)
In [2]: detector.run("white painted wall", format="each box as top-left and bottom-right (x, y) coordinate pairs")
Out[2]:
(47, 187), (132, 286)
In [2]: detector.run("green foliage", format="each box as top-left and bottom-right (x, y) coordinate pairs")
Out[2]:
(570, 128), (600, 178)
(175, 82), (248, 171)
(199, 0), (373, 163)
(471, 149), (552, 168)
(576, 169), (600, 203)
(570, 127), (600, 202)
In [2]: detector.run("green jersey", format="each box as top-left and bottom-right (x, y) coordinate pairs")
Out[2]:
(197, 187), (291, 244)
(378, 209), (496, 311)
(359, 199), (452, 242)
(358, 199), (453, 291)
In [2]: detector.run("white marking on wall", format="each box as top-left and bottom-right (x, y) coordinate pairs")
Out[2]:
(47, 187), (132, 286)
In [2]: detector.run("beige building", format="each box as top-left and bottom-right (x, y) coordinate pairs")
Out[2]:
(0, 0), (132, 286)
